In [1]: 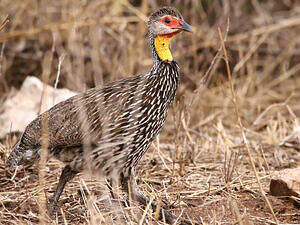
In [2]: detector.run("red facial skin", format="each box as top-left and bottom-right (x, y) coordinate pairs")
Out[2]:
(160, 16), (183, 38)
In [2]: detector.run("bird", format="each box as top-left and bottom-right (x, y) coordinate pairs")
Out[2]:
(6, 6), (193, 225)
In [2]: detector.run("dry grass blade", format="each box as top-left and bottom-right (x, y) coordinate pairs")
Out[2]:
(189, 18), (230, 109)
(38, 50), (53, 224)
(233, 33), (269, 74)
(200, 18), (230, 87)
(54, 53), (66, 89)
(228, 17), (300, 43)
(0, 15), (9, 32)
(139, 196), (155, 225)
(279, 127), (300, 147)
(0, 17), (140, 43)
(217, 27), (279, 225)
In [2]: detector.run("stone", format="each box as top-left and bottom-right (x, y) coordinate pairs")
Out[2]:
(0, 76), (77, 137)
(270, 167), (300, 198)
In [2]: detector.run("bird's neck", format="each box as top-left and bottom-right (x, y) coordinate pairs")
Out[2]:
(149, 32), (174, 65)
(154, 35), (173, 61)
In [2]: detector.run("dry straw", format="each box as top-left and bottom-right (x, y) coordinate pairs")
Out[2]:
(218, 26), (279, 225)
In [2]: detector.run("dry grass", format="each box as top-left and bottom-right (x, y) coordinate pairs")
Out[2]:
(0, 0), (300, 224)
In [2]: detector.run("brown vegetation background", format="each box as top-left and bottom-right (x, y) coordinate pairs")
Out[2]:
(0, 0), (299, 224)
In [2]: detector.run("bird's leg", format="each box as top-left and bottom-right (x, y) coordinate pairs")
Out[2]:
(106, 178), (120, 200)
(120, 168), (178, 224)
(49, 165), (78, 219)
(106, 177), (129, 208)
(106, 178), (115, 199)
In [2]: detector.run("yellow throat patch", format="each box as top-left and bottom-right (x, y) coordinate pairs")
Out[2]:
(154, 35), (173, 61)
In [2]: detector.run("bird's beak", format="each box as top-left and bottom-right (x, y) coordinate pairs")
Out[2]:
(181, 21), (193, 33)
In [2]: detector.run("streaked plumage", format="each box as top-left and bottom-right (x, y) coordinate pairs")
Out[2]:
(6, 6), (194, 225)
(7, 61), (179, 173)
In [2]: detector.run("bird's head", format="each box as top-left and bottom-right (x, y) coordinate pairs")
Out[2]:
(148, 7), (192, 62)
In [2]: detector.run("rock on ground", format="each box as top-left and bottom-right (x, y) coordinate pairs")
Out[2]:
(0, 76), (77, 137)
(270, 167), (300, 198)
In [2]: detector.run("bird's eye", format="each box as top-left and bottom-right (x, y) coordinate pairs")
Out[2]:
(164, 17), (171, 24)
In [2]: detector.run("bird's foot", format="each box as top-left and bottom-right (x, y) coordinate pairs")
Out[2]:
(48, 195), (58, 220)
(159, 207), (201, 225)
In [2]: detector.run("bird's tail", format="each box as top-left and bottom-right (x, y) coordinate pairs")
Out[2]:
(6, 141), (24, 170)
